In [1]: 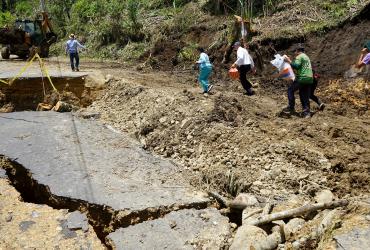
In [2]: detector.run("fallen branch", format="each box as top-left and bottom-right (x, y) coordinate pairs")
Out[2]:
(247, 200), (348, 226)
(208, 191), (229, 207)
(263, 202), (274, 215)
(243, 208), (263, 222)
(208, 191), (265, 210)
(289, 209), (343, 249)
(228, 200), (258, 210)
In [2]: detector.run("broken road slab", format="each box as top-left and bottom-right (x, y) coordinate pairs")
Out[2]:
(107, 208), (231, 250)
(0, 60), (88, 79)
(0, 178), (104, 249)
(334, 227), (370, 250)
(0, 112), (208, 213)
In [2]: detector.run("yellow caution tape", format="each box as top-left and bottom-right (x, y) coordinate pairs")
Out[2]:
(0, 79), (8, 84)
(0, 53), (58, 92)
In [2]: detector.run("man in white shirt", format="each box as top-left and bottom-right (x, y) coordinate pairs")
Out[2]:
(231, 41), (256, 95)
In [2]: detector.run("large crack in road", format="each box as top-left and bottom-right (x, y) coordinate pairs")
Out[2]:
(0, 111), (232, 249)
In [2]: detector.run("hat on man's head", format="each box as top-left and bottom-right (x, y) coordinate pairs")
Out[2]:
(233, 41), (241, 47)
(69, 33), (75, 38)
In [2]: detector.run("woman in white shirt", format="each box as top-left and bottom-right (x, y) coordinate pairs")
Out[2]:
(196, 47), (213, 94)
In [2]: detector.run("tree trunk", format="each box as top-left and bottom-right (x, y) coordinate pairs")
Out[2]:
(246, 200), (348, 226)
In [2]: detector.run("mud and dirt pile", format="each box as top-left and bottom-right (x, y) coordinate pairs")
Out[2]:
(86, 70), (369, 200)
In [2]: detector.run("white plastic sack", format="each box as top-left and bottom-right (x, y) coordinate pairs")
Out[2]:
(271, 54), (295, 81)
(270, 54), (285, 71)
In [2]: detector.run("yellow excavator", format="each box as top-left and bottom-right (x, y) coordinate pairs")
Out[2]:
(0, 0), (57, 59)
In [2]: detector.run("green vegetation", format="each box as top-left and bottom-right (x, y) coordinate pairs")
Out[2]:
(178, 43), (198, 62)
(1, 0), (368, 61)
(302, 0), (363, 33)
(316, 0), (359, 19)
(0, 11), (15, 26)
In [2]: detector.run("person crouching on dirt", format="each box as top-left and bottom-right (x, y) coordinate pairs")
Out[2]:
(284, 45), (313, 118)
(65, 34), (86, 72)
(356, 41), (370, 70)
(195, 47), (213, 94)
(231, 42), (256, 96)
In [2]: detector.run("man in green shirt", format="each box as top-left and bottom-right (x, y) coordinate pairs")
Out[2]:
(284, 45), (313, 118)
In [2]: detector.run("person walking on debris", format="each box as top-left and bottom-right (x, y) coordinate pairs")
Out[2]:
(283, 45), (313, 118)
(195, 47), (213, 94)
(356, 40), (370, 70)
(231, 41), (256, 96)
(66, 34), (86, 72)
(310, 70), (325, 111)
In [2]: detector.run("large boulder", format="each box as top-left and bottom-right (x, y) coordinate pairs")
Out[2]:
(230, 225), (267, 250)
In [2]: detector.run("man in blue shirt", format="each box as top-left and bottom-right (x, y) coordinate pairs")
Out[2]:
(65, 34), (86, 71)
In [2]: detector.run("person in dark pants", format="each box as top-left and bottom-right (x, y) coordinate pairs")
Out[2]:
(284, 45), (313, 118)
(310, 72), (325, 110)
(65, 34), (86, 72)
(231, 42), (256, 95)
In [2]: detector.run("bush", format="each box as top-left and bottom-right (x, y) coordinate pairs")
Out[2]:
(0, 12), (15, 27)
(147, 0), (192, 9)
(178, 43), (198, 62)
(14, 1), (35, 18)
(68, 0), (145, 49)
(163, 2), (203, 34)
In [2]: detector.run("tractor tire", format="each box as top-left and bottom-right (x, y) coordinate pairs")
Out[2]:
(1, 47), (10, 59)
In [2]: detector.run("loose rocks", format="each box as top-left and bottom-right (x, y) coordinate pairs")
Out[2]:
(66, 211), (89, 232)
(230, 225), (267, 250)
(315, 190), (335, 204)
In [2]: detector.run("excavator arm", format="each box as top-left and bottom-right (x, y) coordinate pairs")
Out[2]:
(39, 0), (54, 35)
(39, 0), (57, 52)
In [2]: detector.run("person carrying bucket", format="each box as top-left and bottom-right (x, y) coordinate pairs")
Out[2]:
(195, 47), (213, 94)
(231, 41), (256, 96)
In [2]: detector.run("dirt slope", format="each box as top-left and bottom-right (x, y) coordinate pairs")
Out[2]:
(84, 7), (369, 201)
(86, 70), (368, 202)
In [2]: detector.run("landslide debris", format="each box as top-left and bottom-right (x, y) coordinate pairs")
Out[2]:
(86, 72), (369, 201)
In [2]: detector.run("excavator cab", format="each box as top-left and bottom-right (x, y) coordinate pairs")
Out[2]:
(15, 19), (45, 47)
(0, 9), (57, 59)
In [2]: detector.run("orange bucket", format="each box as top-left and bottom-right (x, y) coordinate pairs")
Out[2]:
(229, 68), (239, 80)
